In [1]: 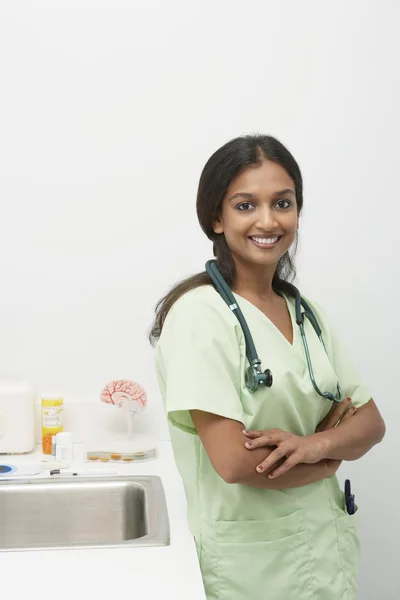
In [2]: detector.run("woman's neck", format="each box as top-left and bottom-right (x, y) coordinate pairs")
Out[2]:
(231, 260), (278, 302)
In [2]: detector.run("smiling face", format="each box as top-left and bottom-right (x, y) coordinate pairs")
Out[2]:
(213, 159), (299, 273)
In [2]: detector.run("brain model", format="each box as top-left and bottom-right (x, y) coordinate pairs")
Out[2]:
(100, 380), (147, 414)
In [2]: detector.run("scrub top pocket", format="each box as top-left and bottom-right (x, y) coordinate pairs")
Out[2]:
(214, 511), (314, 600)
(332, 501), (361, 600)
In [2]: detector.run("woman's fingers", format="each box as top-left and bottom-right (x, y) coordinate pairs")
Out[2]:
(267, 455), (300, 479)
(255, 446), (288, 473)
(245, 430), (286, 450)
(316, 397), (353, 432)
(245, 436), (275, 449)
(331, 396), (352, 418)
(337, 404), (357, 424)
(242, 430), (263, 439)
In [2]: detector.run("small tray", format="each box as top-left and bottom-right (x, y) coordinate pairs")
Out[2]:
(85, 448), (157, 463)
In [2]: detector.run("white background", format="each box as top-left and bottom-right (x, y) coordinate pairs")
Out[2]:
(0, 1), (398, 597)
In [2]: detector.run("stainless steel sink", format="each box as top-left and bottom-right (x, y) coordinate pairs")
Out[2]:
(0, 475), (170, 551)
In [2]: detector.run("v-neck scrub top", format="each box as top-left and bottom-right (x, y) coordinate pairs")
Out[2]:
(155, 285), (371, 600)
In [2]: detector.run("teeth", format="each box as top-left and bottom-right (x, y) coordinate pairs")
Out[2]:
(251, 236), (279, 245)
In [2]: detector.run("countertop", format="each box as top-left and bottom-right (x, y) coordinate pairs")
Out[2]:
(0, 441), (206, 600)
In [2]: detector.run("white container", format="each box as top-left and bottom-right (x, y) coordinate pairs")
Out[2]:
(55, 431), (73, 463)
(0, 381), (35, 454)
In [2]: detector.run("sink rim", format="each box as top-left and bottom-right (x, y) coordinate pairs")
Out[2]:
(0, 474), (170, 552)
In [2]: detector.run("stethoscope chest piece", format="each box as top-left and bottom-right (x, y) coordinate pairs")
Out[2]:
(245, 364), (273, 393)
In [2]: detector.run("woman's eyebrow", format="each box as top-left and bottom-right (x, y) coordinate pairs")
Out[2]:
(228, 192), (257, 203)
(272, 188), (296, 197)
(228, 189), (295, 203)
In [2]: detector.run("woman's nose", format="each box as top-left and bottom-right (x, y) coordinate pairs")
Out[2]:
(255, 206), (278, 229)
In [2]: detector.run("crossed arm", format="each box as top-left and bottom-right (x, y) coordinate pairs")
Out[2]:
(190, 398), (385, 489)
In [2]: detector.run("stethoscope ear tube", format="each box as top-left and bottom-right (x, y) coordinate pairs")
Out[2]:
(206, 260), (272, 391)
(206, 260), (259, 360)
(205, 261), (233, 308)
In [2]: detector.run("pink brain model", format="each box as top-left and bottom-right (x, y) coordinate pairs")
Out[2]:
(101, 380), (147, 414)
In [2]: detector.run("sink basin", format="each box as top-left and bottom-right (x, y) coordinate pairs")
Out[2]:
(0, 475), (170, 551)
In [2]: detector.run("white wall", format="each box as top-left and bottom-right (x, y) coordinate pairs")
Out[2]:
(0, 1), (398, 597)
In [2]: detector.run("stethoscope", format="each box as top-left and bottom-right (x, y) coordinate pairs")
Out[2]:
(205, 260), (343, 403)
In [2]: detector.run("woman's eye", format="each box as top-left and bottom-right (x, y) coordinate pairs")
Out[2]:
(237, 202), (254, 211)
(276, 199), (291, 209)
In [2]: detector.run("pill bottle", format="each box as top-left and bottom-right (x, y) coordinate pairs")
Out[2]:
(55, 431), (73, 463)
(41, 393), (64, 455)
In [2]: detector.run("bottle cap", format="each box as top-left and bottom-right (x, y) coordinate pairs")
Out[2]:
(55, 432), (72, 446)
(41, 392), (64, 401)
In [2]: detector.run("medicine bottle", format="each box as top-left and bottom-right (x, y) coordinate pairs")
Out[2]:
(41, 393), (64, 455)
(55, 431), (73, 463)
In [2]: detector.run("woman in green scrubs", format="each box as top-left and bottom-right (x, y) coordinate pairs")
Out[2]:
(150, 134), (385, 600)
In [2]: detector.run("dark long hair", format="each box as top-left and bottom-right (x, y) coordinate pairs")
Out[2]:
(149, 134), (303, 345)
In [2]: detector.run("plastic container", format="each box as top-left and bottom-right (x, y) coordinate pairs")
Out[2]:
(85, 437), (157, 463)
(86, 448), (156, 463)
(41, 394), (64, 455)
(0, 381), (36, 454)
(55, 431), (73, 463)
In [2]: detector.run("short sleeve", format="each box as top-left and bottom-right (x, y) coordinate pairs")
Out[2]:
(310, 300), (372, 408)
(155, 287), (246, 434)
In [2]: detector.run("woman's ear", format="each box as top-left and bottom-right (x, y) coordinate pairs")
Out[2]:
(212, 217), (224, 235)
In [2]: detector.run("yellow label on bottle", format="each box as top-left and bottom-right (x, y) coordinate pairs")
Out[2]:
(41, 397), (64, 454)
(42, 406), (63, 428)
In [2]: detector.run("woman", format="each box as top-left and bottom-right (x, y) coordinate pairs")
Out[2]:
(150, 134), (385, 600)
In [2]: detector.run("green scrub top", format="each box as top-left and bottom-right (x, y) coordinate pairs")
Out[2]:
(155, 284), (371, 600)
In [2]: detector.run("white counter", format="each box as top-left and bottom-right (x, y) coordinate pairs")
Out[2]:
(0, 442), (206, 600)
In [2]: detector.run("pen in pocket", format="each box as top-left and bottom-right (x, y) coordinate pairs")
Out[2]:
(344, 478), (356, 515)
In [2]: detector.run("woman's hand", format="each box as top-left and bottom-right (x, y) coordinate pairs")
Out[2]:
(317, 399), (357, 476)
(316, 396), (357, 432)
(242, 429), (328, 478)
(243, 397), (357, 479)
